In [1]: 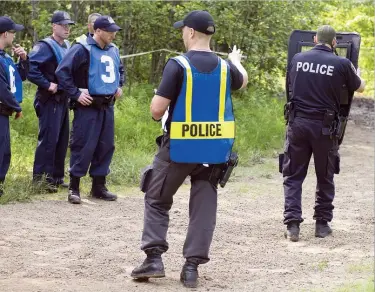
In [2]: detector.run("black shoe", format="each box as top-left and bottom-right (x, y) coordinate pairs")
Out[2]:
(284, 222), (300, 242)
(131, 255), (165, 279)
(68, 176), (81, 204)
(90, 176), (117, 201)
(315, 220), (332, 238)
(180, 261), (199, 288)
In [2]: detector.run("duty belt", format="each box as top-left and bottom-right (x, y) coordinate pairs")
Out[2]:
(295, 111), (325, 120)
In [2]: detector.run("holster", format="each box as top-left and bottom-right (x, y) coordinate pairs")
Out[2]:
(0, 103), (14, 116)
(209, 152), (239, 188)
(140, 165), (153, 193)
(283, 102), (294, 124)
(322, 110), (338, 137)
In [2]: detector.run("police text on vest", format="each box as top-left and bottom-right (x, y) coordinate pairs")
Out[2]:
(182, 123), (222, 138)
(296, 62), (334, 76)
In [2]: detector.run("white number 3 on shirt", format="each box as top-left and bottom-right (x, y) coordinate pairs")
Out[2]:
(9, 65), (16, 93)
(101, 55), (115, 84)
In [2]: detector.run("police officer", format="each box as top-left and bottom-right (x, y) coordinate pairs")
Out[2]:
(283, 25), (365, 242)
(0, 16), (29, 196)
(75, 12), (101, 44)
(28, 11), (75, 192)
(56, 15), (124, 204)
(131, 10), (248, 288)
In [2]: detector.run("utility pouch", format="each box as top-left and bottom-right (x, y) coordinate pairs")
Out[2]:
(140, 165), (153, 193)
(323, 110), (336, 127)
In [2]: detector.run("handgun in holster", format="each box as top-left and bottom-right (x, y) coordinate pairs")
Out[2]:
(209, 152), (239, 188)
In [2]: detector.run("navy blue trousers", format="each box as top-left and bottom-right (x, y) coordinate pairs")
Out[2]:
(0, 115), (11, 181)
(282, 117), (340, 224)
(33, 99), (69, 183)
(69, 106), (115, 178)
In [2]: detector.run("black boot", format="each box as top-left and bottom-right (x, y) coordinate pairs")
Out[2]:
(90, 176), (117, 201)
(315, 220), (332, 238)
(131, 251), (165, 279)
(68, 175), (81, 204)
(180, 260), (199, 288)
(0, 179), (4, 197)
(284, 221), (300, 242)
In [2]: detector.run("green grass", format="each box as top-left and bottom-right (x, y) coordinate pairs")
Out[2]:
(0, 83), (285, 203)
(336, 277), (374, 292)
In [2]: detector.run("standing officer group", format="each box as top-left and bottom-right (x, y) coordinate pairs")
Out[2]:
(282, 25), (365, 242)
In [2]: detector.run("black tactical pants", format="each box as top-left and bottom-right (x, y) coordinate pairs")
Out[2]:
(141, 134), (217, 264)
(282, 117), (340, 224)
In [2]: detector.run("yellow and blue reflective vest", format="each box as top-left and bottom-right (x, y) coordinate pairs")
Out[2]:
(170, 55), (235, 164)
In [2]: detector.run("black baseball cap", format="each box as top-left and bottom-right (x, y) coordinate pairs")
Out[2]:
(51, 11), (75, 25)
(94, 16), (121, 32)
(173, 10), (215, 35)
(0, 16), (24, 33)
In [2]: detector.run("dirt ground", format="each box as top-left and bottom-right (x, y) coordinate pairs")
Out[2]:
(0, 100), (374, 292)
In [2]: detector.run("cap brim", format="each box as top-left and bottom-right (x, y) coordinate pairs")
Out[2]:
(103, 24), (121, 32)
(13, 24), (24, 32)
(55, 20), (75, 25)
(173, 20), (184, 29)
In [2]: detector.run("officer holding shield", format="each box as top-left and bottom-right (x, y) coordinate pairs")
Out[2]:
(0, 16), (29, 197)
(131, 10), (248, 289)
(282, 25), (365, 242)
(56, 16), (124, 204)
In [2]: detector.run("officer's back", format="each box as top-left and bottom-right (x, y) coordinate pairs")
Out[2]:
(289, 26), (364, 115)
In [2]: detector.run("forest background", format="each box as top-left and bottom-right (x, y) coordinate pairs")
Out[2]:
(0, 0), (373, 202)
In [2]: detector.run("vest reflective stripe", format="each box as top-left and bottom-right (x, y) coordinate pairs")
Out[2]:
(170, 121), (235, 139)
(0, 54), (23, 103)
(174, 56), (193, 122)
(170, 55), (235, 164)
(40, 38), (70, 64)
(75, 34), (87, 44)
(219, 58), (227, 122)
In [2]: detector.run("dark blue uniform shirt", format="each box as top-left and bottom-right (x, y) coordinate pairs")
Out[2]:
(288, 45), (361, 114)
(55, 35), (125, 100)
(0, 50), (29, 112)
(27, 36), (67, 93)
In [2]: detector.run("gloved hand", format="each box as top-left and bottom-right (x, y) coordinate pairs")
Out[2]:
(228, 45), (243, 63)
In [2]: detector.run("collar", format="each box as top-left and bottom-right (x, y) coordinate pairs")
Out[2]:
(50, 35), (68, 48)
(87, 34), (112, 50)
(312, 44), (333, 53)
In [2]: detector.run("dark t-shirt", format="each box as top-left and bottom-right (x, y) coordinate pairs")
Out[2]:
(156, 50), (243, 130)
(288, 45), (361, 114)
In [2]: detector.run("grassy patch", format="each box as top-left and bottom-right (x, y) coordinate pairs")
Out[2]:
(336, 277), (374, 292)
(1, 83), (285, 204)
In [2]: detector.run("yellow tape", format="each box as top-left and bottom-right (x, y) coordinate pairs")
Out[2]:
(170, 121), (235, 139)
